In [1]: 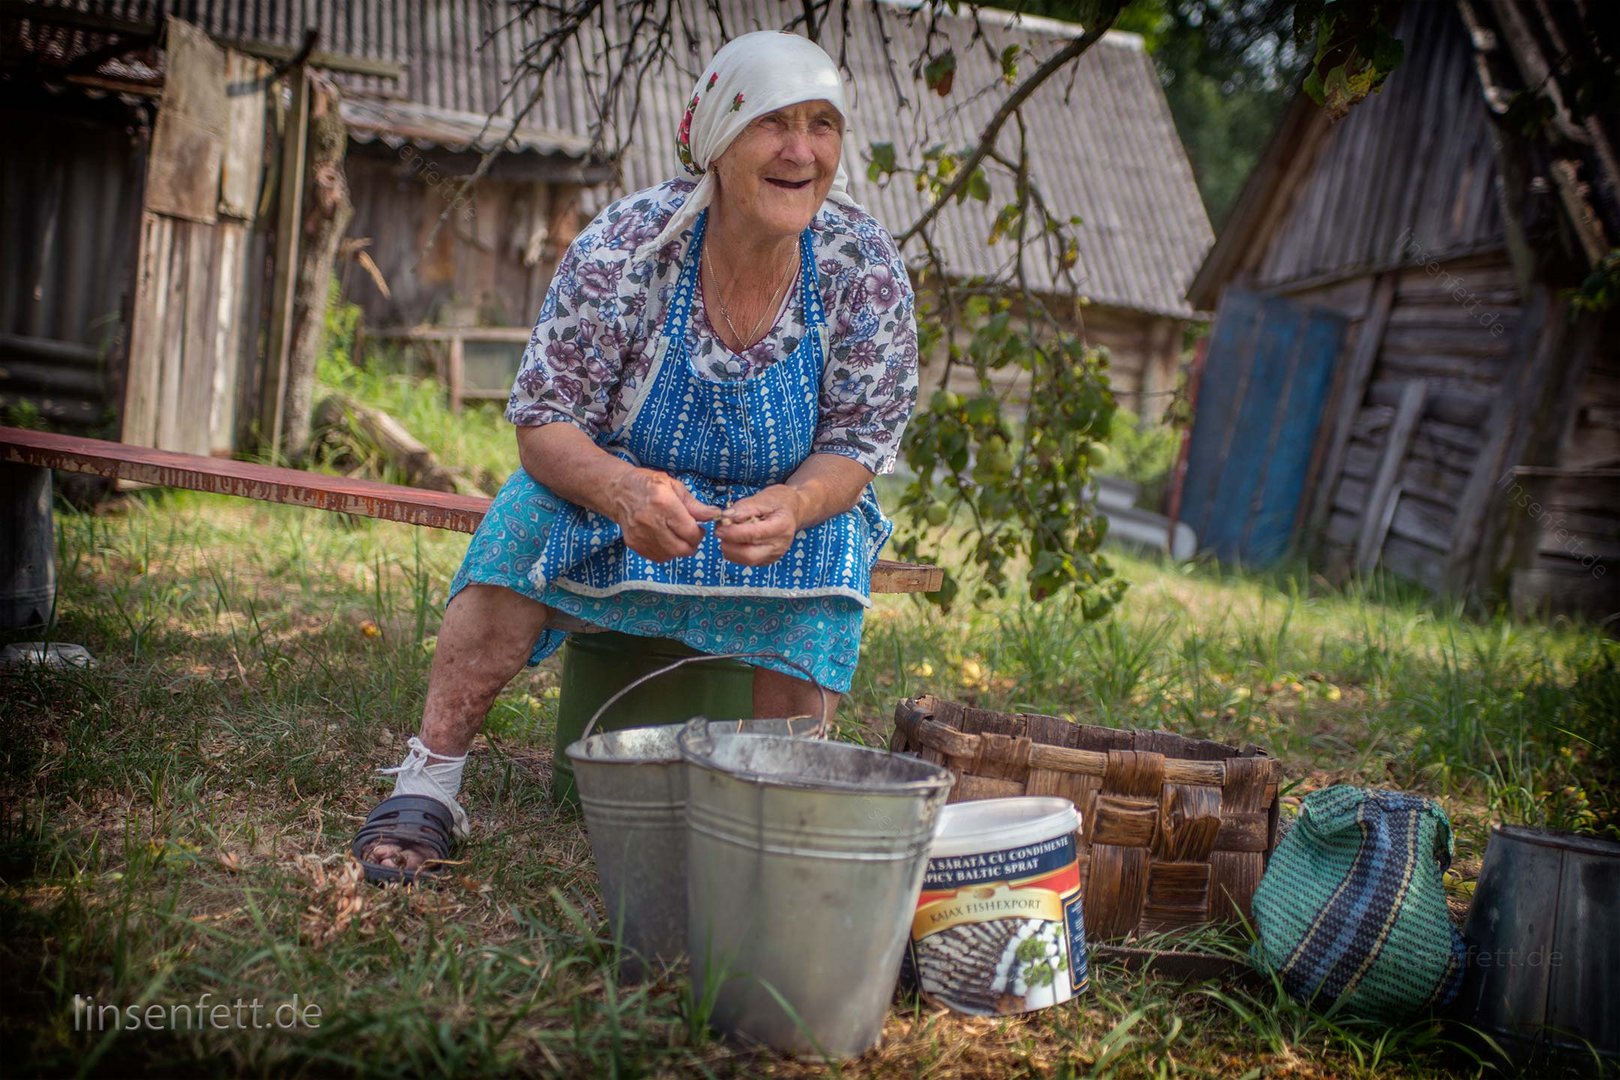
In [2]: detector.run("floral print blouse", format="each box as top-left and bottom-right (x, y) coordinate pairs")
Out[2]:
(506, 179), (919, 475)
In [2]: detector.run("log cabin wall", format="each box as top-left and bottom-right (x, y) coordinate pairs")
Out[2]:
(1312, 254), (1523, 593)
(921, 301), (1185, 429)
(1495, 313), (1620, 621)
(343, 146), (580, 330)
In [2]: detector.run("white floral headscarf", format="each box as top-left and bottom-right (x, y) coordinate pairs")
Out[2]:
(643, 30), (863, 258)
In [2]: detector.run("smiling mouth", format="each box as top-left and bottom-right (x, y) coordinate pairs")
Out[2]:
(766, 178), (813, 190)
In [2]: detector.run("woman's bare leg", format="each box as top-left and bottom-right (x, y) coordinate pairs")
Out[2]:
(364, 584), (549, 870)
(752, 666), (840, 725)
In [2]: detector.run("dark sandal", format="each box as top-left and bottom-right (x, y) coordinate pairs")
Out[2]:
(352, 794), (458, 886)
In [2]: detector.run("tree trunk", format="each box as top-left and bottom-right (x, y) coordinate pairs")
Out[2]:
(280, 76), (353, 462)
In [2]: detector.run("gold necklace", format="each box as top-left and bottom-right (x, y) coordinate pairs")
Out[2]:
(703, 242), (797, 350)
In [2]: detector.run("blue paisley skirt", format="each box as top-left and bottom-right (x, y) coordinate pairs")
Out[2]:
(448, 471), (865, 692)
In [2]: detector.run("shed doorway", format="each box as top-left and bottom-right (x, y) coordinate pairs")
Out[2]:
(1179, 289), (1345, 566)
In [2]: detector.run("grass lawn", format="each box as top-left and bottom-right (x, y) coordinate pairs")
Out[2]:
(2, 389), (1615, 1077)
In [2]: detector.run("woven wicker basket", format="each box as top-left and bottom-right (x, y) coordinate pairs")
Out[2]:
(892, 695), (1281, 939)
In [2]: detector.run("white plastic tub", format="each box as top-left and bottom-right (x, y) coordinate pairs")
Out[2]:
(902, 797), (1088, 1015)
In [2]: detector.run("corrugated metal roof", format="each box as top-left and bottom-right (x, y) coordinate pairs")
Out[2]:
(398, 0), (1214, 316)
(340, 96), (593, 157)
(21, 0), (1213, 316)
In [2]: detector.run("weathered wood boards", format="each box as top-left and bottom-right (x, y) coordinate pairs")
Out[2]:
(1354, 379), (1428, 576)
(142, 20), (228, 225)
(122, 22), (270, 457)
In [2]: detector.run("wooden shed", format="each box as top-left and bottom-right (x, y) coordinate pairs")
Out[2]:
(1180, 0), (1618, 622)
(4, 1), (613, 442)
(0, 10), (274, 455)
(2, 4), (390, 457)
(8, 1), (1214, 426)
(339, 97), (609, 331)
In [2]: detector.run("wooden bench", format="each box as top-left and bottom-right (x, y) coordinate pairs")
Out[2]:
(0, 426), (944, 597)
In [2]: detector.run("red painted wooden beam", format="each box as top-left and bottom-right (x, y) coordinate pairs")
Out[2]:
(0, 427), (944, 593)
(0, 425), (490, 531)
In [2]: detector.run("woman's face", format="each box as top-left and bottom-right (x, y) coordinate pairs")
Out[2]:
(711, 100), (843, 240)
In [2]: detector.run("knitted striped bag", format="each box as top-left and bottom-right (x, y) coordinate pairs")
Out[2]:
(1249, 786), (1467, 1020)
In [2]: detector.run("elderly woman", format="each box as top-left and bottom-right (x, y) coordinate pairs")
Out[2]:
(352, 31), (919, 882)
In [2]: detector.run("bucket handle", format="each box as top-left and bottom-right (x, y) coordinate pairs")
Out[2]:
(579, 650), (833, 742)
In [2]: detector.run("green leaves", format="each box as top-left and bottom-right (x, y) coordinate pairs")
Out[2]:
(1298, 0), (1405, 118)
(923, 50), (957, 96)
(1570, 248), (1620, 313)
(987, 203), (1022, 246)
(999, 44), (1020, 86)
(902, 144), (990, 207)
(865, 141), (897, 184)
(896, 300), (1124, 614)
(963, 167), (991, 203)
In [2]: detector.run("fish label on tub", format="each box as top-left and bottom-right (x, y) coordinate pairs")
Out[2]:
(902, 830), (1088, 1015)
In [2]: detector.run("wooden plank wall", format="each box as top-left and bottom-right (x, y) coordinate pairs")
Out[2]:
(1505, 323), (1620, 620)
(1247, 1), (1503, 292)
(1314, 254), (1522, 591)
(343, 150), (578, 330)
(122, 40), (272, 456)
(123, 215), (270, 456)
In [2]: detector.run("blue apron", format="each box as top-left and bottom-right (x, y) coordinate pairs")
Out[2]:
(448, 210), (886, 691)
(527, 210), (891, 605)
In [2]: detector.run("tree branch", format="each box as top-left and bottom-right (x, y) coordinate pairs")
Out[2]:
(895, 13), (1118, 247)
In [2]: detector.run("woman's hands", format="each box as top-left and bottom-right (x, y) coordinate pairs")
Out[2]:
(520, 424), (718, 564)
(518, 424), (874, 568)
(606, 468), (721, 562)
(717, 454), (875, 566)
(715, 485), (805, 566)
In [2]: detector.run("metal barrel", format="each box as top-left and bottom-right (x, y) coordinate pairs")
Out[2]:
(565, 716), (821, 980)
(1, 464), (55, 629)
(1457, 825), (1620, 1065)
(678, 724), (955, 1060)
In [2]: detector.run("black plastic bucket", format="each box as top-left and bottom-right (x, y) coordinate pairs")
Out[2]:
(1457, 825), (1620, 1065)
(1, 464), (55, 629)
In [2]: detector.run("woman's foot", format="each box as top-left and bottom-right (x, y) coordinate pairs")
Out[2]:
(351, 586), (549, 884)
(352, 794), (459, 885)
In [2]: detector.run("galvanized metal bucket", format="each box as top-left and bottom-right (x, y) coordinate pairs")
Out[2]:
(1457, 825), (1620, 1065)
(565, 652), (828, 979)
(678, 722), (956, 1060)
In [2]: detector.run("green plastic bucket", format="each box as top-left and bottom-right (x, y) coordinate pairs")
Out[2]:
(552, 632), (754, 807)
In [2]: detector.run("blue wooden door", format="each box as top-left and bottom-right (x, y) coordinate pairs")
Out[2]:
(1179, 289), (1346, 566)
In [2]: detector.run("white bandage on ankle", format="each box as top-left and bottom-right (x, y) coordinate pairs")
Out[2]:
(379, 736), (471, 839)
